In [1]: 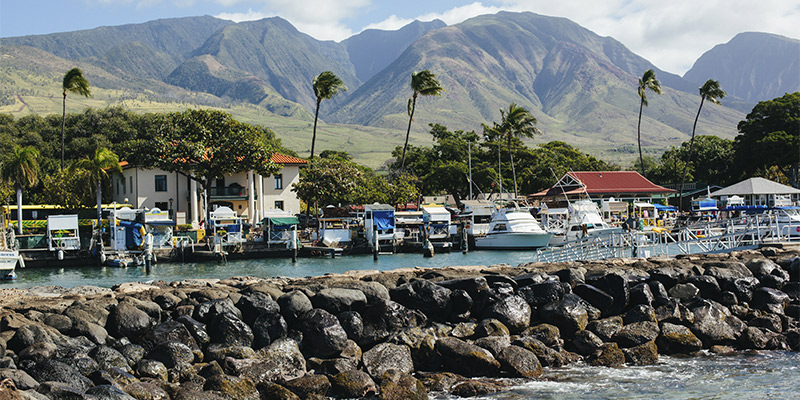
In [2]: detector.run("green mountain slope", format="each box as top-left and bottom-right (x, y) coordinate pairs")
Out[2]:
(684, 32), (800, 103)
(344, 19), (447, 82)
(331, 11), (745, 163)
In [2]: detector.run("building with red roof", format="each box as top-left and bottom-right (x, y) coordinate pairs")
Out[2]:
(532, 171), (675, 202)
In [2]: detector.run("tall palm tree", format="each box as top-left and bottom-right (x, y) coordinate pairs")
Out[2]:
(72, 147), (120, 223)
(401, 70), (443, 172)
(637, 69), (662, 177)
(493, 103), (540, 197)
(678, 79), (726, 211)
(61, 68), (91, 171)
(0, 146), (40, 234)
(311, 71), (346, 160)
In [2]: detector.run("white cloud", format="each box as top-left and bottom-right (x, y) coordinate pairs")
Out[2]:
(363, 2), (505, 32)
(215, 8), (269, 22)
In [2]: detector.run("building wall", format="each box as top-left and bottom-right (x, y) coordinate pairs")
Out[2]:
(113, 168), (181, 213)
(261, 166), (302, 214)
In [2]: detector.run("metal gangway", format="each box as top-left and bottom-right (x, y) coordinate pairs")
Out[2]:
(533, 213), (800, 263)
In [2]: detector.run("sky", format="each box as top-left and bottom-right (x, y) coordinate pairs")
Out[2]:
(1, 0), (798, 75)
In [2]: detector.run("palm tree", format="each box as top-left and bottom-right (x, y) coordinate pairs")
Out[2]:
(489, 103), (540, 198)
(311, 71), (346, 160)
(678, 79), (726, 211)
(637, 69), (662, 177)
(401, 70), (443, 172)
(72, 148), (120, 223)
(61, 68), (91, 171)
(0, 146), (40, 234)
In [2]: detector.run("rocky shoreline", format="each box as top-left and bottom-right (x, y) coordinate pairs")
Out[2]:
(1, 247), (799, 399)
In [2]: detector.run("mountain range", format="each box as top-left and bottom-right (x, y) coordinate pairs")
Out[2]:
(2, 12), (798, 166)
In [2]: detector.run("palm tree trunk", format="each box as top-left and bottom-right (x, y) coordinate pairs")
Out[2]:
(678, 96), (706, 212)
(401, 95), (417, 173)
(61, 93), (66, 171)
(637, 99), (645, 178)
(96, 180), (103, 223)
(16, 188), (22, 235)
(310, 99), (321, 160)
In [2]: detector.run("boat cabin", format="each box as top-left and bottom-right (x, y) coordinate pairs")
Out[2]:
(422, 205), (451, 241)
(260, 211), (299, 248)
(364, 204), (397, 252)
(209, 206), (245, 250)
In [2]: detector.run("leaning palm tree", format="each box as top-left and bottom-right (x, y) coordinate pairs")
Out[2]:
(72, 147), (120, 223)
(493, 103), (540, 198)
(401, 70), (443, 172)
(0, 146), (40, 234)
(678, 79), (726, 211)
(61, 68), (91, 171)
(637, 69), (662, 178)
(310, 71), (347, 160)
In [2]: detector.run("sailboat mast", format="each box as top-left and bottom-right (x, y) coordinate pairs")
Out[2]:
(468, 141), (473, 200)
(498, 145), (503, 198)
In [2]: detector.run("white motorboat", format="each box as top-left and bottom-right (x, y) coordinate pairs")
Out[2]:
(474, 206), (553, 249)
(546, 200), (622, 246)
(1, 212), (21, 280)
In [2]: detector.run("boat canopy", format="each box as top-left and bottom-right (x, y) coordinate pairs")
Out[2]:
(261, 216), (299, 227)
(653, 204), (677, 211)
(692, 198), (718, 211)
(372, 210), (395, 230)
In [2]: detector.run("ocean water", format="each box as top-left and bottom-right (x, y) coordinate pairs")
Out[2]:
(2, 250), (537, 289)
(437, 351), (800, 400)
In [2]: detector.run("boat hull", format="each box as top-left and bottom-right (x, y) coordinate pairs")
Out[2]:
(0, 250), (19, 279)
(474, 232), (554, 250)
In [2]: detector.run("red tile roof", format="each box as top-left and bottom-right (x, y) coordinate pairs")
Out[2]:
(532, 171), (675, 197)
(271, 153), (307, 165)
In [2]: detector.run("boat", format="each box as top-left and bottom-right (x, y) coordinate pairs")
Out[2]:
(545, 199), (623, 246)
(364, 204), (398, 254)
(474, 205), (553, 249)
(1, 211), (21, 280)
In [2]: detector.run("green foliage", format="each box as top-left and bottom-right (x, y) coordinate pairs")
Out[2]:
(39, 169), (94, 208)
(0, 145), (40, 191)
(647, 136), (734, 186)
(62, 68), (91, 98)
(311, 71), (347, 160)
(734, 92), (800, 187)
(294, 157), (364, 207)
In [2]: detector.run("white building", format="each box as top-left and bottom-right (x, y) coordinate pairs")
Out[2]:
(111, 153), (307, 226)
(709, 177), (800, 207)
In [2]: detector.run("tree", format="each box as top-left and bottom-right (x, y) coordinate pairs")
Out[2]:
(310, 71), (346, 160)
(0, 145), (39, 234)
(148, 109), (281, 224)
(636, 69), (663, 177)
(734, 92), (800, 187)
(72, 147), (121, 223)
(61, 68), (91, 170)
(401, 70), (443, 172)
(293, 157), (364, 207)
(484, 103), (540, 197)
(678, 79), (726, 211)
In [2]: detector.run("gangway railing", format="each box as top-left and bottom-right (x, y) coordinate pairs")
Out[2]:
(534, 213), (800, 263)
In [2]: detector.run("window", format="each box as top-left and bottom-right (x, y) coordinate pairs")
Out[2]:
(274, 200), (284, 210)
(155, 175), (167, 192)
(274, 174), (283, 190)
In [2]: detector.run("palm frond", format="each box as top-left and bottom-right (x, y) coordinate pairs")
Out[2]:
(63, 68), (92, 97)
(699, 79), (726, 105)
(313, 71), (347, 101)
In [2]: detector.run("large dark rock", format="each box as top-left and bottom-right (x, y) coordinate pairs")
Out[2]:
(511, 337), (567, 367)
(208, 313), (254, 348)
(359, 301), (427, 347)
(329, 370), (377, 398)
(746, 258), (779, 278)
(657, 322), (703, 354)
(474, 318), (510, 338)
(312, 288), (368, 314)
(649, 265), (690, 289)
(751, 287), (790, 312)
(587, 316), (623, 342)
(194, 298), (242, 324)
(570, 330), (604, 356)
(612, 321), (660, 348)
(252, 312), (288, 349)
(377, 370), (427, 400)
(474, 335), (511, 357)
(25, 359), (93, 392)
(141, 320), (199, 352)
(277, 290), (313, 324)
(539, 294), (590, 337)
(573, 284), (614, 314)
(655, 299), (695, 325)
(85, 384), (137, 400)
(224, 338), (306, 385)
(256, 383), (300, 400)
(328, 280), (391, 305)
(555, 268), (586, 287)
(783, 282), (800, 301)
(690, 300), (738, 346)
(623, 305), (657, 324)
(587, 273), (629, 315)
(89, 345), (132, 373)
(390, 279), (453, 321)
(363, 343), (413, 379)
(146, 341), (196, 368)
(8, 323), (93, 359)
(687, 275), (721, 299)
(648, 281), (671, 307)
(729, 277), (760, 303)
(438, 276), (490, 297)
(630, 283), (654, 307)
(236, 291), (280, 325)
(622, 341), (659, 365)
(108, 299), (159, 340)
(203, 374), (259, 399)
(739, 326), (769, 349)
(760, 274), (786, 290)
(519, 280), (564, 307)
(523, 324), (562, 347)
(704, 261), (753, 287)
(36, 381), (88, 399)
(669, 283), (700, 300)
(283, 374), (330, 399)
(136, 359), (168, 381)
(301, 309), (349, 358)
(0, 368), (39, 390)
(484, 295), (530, 333)
(58, 357), (99, 377)
(64, 300), (111, 328)
(588, 343), (625, 367)
(337, 311), (364, 342)
(44, 314), (72, 334)
(435, 337), (500, 377)
(497, 345), (542, 378)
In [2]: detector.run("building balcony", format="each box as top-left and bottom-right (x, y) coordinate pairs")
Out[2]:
(209, 185), (247, 200)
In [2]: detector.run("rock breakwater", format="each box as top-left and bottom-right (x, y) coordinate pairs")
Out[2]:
(1, 247), (799, 399)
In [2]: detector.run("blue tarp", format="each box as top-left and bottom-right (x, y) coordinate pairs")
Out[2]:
(373, 210), (395, 230)
(653, 204), (677, 211)
(693, 199), (717, 211)
(119, 220), (143, 250)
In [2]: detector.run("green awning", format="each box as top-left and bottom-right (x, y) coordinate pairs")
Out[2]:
(262, 216), (299, 226)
